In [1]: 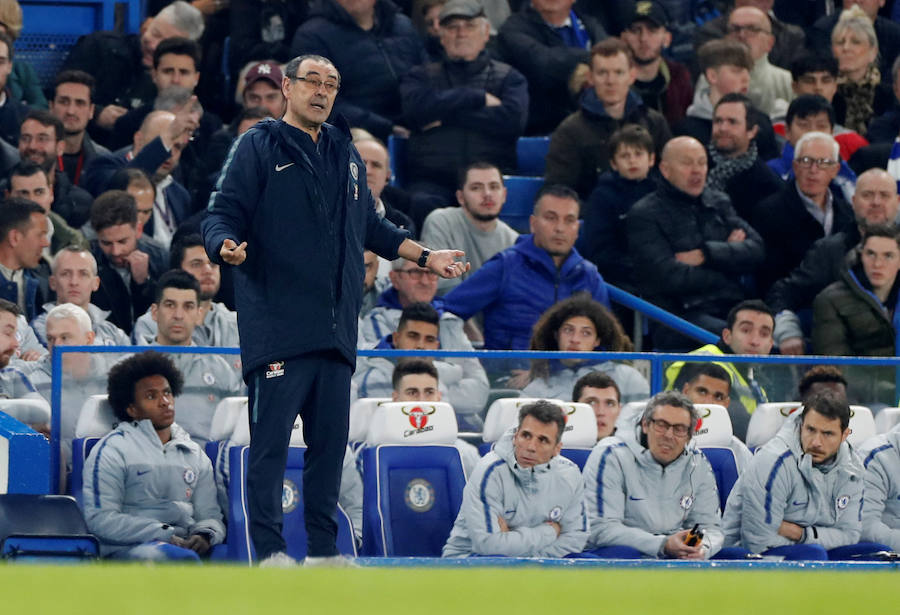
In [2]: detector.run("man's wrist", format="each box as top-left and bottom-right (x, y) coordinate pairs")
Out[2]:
(417, 248), (430, 268)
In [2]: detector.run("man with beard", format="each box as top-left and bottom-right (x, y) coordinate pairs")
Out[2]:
(18, 110), (94, 229)
(49, 70), (110, 188)
(421, 162), (518, 295)
(132, 234), (238, 347)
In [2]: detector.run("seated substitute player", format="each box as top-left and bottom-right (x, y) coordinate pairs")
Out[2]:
(582, 391), (723, 559)
(723, 391), (889, 560)
(573, 371), (622, 441)
(82, 350), (225, 560)
(442, 399), (588, 558)
(858, 424), (900, 551)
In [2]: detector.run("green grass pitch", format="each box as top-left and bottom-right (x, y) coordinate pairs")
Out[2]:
(0, 566), (894, 614)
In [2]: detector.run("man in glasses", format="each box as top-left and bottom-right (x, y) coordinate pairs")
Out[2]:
(203, 54), (468, 567)
(582, 390), (724, 559)
(753, 129), (854, 295)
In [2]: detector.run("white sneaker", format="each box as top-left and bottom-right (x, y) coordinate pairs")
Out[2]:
(259, 551), (299, 568)
(303, 554), (360, 568)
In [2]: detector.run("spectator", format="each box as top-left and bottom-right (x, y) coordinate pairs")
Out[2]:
(582, 391), (723, 559)
(674, 38), (779, 161)
(352, 135), (416, 237)
(239, 60), (286, 119)
(228, 0), (307, 72)
(7, 161), (87, 257)
(0, 197), (47, 321)
(146, 270), (243, 444)
(678, 361), (732, 408)
(82, 350), (225, 560)
(753, 131), (854, 294)
(133, 234), (238, 348)
(291, 0), (426, 142)
(521, 294), (649, 403)
(829, 6), (893, 136)
(0, 0), (46, 108)
(400, 0), (528, 205)
(105, 168), (157, 242)
(355, 302), (488, 431)
(580, 125), (656, 291)
(572, 370), (622, 440)
(421, 162), (519, 295)
(30, 246), (129, 347)
(620, 1), (693, 127)
(18, 110), (94, 229)
(866, 56), (900, 144)
(443, 184), (609, 351)
(443, 399), (588, 557)
(63, 1), (205, 135)
(83, 109), (197, 251)
(768, 168), (899, 354)
(412, 0), (448, 60)
(626, 136), (764, 348)
(813, 223), (900, 356)
(497, 0), (607, 135)
(706, 93), (784, 223)
(787, 53), (868, 160)
(858, 421), (900, 552)
(723, 391), (887, 560)
(664, 299), (775, 441)
(0, 298), (43, 432)
(0, 31), (27, 146)
(361, 250), (384, 316)
(693, 0), (806, 73)
(797, 365), (848, 401)
(544, 37), (670, 200)
(49, 71), (111, 188)
(89, 190), (167, 335)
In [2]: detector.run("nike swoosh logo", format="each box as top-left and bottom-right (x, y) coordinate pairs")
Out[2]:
(137, 470), (151, 476)
(628, 496), (644, 501)
(275, 163), (295, 172)
(792, 500), (808, 506)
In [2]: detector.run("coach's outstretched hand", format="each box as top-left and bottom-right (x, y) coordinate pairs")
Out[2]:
(220, 238), (248, 265)
(426, 250), (470, 279)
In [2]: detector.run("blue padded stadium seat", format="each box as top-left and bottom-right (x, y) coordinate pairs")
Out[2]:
(361, 401), (465, 556)
(699, 448), (739, 512)
(226, 445), (357, 564)
(691, 403), (751, 511)
(0, 494), (98, 560)
(69, 437), (101, 509)
(500, 176), (543, 232)
(387, 134), (408, 188)
(516, 136), (550, 176)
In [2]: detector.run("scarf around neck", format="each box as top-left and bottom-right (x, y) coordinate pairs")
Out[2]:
(707, 140), (758, 192)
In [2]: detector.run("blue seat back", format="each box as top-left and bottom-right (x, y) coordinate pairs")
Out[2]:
(361, 444), (465, 557)
(227, 445), (357, 564)
(0, 494), (98, 560)
(500, 176), (543, 232)
(560, 448), (591, 471)
(68, 437), (101, 509)
(700, 447), (739, 511)
(516, 136), (550, 176)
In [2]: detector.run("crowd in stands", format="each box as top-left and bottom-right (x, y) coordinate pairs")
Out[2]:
(4, 0), (900, 561)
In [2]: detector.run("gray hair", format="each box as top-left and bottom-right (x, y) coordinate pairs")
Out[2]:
(46, 303), (92, 336)
(51, 246), (97, 276)
(641, 391), (699, 437)
(157, 1), (205, 41)
(284, 55), (341, 86)
(794, 131), (840, 161)
(832, 5), (878, 53)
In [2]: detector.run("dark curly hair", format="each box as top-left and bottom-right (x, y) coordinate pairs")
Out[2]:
(107, 351), (185, 422)
(528, 293), (632, 379)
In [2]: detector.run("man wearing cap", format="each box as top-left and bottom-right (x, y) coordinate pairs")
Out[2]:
(400, 0), (529, 205)
(241, 61), (287, 119)
(619, 1), (693, 127)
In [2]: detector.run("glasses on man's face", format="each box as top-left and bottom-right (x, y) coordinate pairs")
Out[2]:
(727, 24), (771, 37)
(398, 269), (438, 281)
(795, 156), (839, 169)
(292, 75), (339, 94)
(647, 417), (691, 437)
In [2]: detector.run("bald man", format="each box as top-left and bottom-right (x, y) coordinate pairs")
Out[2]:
(768, 167), (900, 354)
(626, 136), (764, 349)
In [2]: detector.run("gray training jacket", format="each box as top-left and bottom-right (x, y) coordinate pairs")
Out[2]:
(442, 427), (588, 557)
(582, 415), (723, 557)
(722, 412), (863, 553)
(83, 419), (225, 556)
(858, 424), (900, 551)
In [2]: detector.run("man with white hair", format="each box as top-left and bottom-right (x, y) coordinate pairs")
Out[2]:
(752, 131), (854, 294)
(63, 1), (205, 135)
(30, 246), (130, 347)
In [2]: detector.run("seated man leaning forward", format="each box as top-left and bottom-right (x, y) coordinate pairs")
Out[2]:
(723, 391), (889, 560)
(582, 391), (723, 559)
(83, 350), (225, 561)
(442, 399), (588, 557)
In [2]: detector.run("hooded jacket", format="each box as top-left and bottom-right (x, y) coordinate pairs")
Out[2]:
(443, 234), (609, 350)
(858, 425), (900, 551)
(202, 117), (409, 377)
(582, 414), (724, 557)
(83, 420), (225, 556)
(722, 412), (863, 553)
(522, 359), (649, 404)
(442, 426), (588, 557)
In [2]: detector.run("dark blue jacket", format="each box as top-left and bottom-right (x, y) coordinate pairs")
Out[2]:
(0, 269), (40, 321)
(202, 118), (409, 376)
(291, 0), (427, 142)
(442, 234), (609, 350)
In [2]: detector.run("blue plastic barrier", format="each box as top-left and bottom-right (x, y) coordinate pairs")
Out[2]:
(0, 412), (50, 494)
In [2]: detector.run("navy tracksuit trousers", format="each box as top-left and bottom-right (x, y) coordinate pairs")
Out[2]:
(246, 351), (351, 560)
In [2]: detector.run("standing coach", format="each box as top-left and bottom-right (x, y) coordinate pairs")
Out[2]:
(202, 54), (468, 567)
